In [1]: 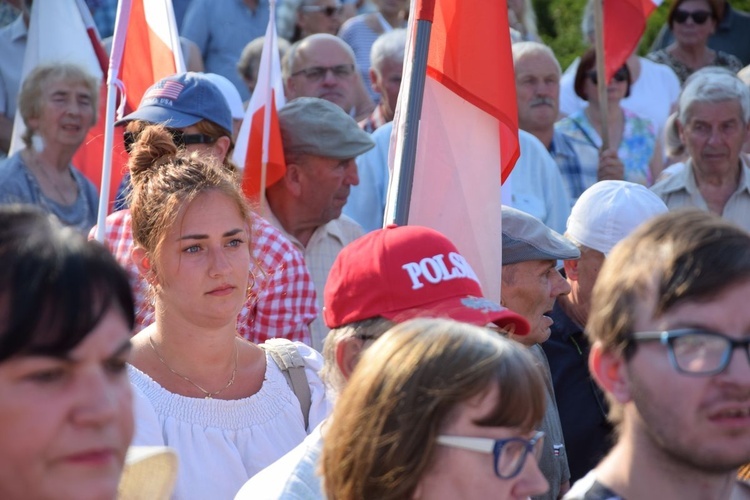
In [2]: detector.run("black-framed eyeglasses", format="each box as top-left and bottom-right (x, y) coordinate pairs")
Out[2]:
(673, 9), (712, 24)
(586, 67), (628, 86)
(436, 431), (545, 479)
(630, 329), (750, 376)
(290, 64), (355, 82)
(299, 4), (342, 17)
(123, 129), (216, 153)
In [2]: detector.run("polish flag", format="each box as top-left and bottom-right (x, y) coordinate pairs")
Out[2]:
(384, 0), (518, 302)
(111, 0), (186, 115)
(232, 0), (286, 204)
(604, 0), (662, 82)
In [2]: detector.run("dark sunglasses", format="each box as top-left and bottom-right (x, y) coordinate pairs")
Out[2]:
(586, 67), (628, 86)
(673, 9), (712, 24)
(123, 129), (216, 153)
(299, 4), (342, 17)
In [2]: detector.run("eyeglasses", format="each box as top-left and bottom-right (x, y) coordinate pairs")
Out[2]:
(123, 129), (216, 153)
(299, 4), (342, 16)
(290, 64), (355, 82)
(436, 431), (545, 479)
(586, 67), (628, 86)
(630, 329), (750, 376)
(673, 9), (712, 24)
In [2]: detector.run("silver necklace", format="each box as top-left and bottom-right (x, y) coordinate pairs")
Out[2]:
(148, 336), (238, 399)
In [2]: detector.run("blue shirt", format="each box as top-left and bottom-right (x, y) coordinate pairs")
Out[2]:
(182, 0), (270, 101)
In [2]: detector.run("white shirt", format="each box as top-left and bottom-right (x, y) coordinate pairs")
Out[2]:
(130, 344), (332, 500)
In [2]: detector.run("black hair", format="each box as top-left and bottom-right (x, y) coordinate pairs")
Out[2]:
(0, 205), (135, 361)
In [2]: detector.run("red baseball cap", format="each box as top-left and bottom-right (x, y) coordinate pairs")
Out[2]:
(323, 225), (529, 335)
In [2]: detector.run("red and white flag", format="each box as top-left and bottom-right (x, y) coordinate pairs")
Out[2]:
(384, 0), (519, 302)
(232, 0), (286, 204)
(603, 0), (662, 82)
(110, 0), (185, 116)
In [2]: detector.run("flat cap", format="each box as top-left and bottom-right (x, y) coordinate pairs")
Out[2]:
(502, 206), (580, 265)
(279, 97), (375, 159)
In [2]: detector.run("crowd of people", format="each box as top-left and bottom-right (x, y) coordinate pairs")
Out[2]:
(0, 0), (749, 498)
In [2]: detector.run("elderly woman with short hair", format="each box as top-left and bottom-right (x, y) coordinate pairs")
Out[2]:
(0, 63), (99, 233)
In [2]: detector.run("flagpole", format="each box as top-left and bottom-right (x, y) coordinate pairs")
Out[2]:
(259, 0), (277, 216)
(392, 0), (435, 226)
(593, 0), (609, 151)
(95, 0), (131, 242)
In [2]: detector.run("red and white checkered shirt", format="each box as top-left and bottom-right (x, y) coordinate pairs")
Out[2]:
(90, 210), (317, 345)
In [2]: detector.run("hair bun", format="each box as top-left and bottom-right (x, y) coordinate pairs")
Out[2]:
(128, 125), (179, 183)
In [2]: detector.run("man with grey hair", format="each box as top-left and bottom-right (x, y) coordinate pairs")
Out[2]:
(513, 41), (622, 203)
(359, 28), (406, 133)
(282, 33), (373, 120)
(542, 181), (668, 484)
(651, 68), (750, 232)
(501, 206), (581, 500)
(266, 97), (374, 350)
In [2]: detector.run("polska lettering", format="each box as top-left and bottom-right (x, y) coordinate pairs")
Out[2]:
(402, 252), (479, 289)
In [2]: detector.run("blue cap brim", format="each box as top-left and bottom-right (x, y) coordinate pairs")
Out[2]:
(115, 105), (203, 128)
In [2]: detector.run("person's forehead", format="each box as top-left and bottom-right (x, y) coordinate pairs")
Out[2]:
(685, 99), (743, 123)
(298, 40), (354, 66)
(515, 53), (559, 76)
(43, 78), (91, 95)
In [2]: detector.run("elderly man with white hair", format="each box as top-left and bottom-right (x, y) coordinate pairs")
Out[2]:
(651, 68), (750, 231)
(359, 28), (405, 133)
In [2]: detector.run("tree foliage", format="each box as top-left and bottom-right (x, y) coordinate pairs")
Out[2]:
(534, 0), (750, 72)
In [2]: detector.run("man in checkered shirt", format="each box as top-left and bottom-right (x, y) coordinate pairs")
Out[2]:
(91, 72), (317, 345)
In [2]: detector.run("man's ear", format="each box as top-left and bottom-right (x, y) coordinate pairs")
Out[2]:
(131, 246), (156, 284)
(284, 162), (304, 197)
(589, 341), (632, 404)
(335, 336), (365, 381)
(369, 67), (379, 93)
(563, 258), (580, 281)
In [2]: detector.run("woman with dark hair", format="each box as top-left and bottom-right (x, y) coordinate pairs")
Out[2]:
(0, 204), (135, 500)
(321, 318), (549, 500)
(647, 0), (742, 84)
(556, 48), (660, 188)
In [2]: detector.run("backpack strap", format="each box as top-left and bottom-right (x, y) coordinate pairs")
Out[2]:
(260, 338), (312, 430)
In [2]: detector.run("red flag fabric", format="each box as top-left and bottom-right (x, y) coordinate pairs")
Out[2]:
(72, 0), (127, 211)
(425, 0), (519, 182)
(384, 0), (516, 302)
(603, 0), (661, 82)
(113, 0), (186, 115)
(232, 4), (286, 203)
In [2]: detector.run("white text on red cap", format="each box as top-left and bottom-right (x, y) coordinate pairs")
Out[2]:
(402, 252), (479, 290)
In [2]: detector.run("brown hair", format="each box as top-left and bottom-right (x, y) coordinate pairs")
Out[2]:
(321, 318), (546, 500)
(667, 0), (723, 29)
(587, 209), (750, 356)
(18, 62), (99, 149)
(128, 124), (250, 273)
(573, 48), (631, 101)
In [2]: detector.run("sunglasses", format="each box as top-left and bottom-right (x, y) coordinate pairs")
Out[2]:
(586, 67), (628, 86)
(673, 9), (712, 24)
(123, 129), (216, 153)
(299, 4), (342, 16)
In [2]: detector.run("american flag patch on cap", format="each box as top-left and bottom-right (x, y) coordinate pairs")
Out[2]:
(143, 80), (184, 101)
